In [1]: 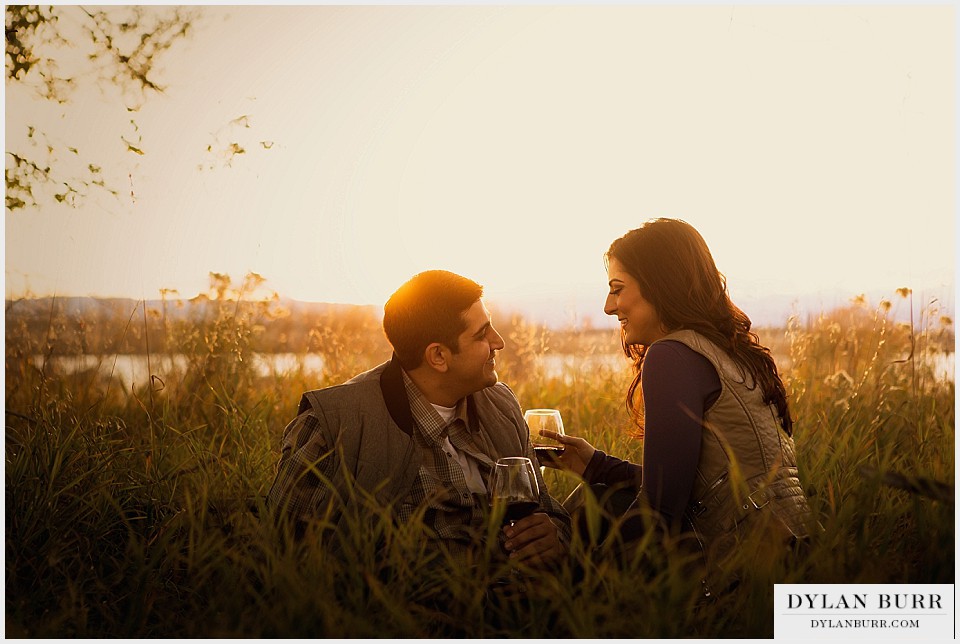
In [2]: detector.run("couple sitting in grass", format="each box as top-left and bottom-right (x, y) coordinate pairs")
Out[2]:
(267, 218), (814, 599)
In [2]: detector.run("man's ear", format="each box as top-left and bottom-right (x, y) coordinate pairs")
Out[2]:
(423, 343), (449, 372)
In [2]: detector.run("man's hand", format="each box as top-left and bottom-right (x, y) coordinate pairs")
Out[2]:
(502, 512), (565, 566)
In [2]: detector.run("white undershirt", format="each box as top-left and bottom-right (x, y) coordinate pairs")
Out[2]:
(431, 403), (487, 495)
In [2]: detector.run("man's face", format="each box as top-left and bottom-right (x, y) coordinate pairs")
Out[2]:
(445, 299), (505, 396)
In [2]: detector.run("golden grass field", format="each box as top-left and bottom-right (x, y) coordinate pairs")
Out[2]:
(5, 283), (954, 637)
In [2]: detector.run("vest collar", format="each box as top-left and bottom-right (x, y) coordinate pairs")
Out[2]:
(379, 353), (480, 436)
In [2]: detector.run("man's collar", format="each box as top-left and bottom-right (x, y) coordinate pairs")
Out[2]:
(379, 354), (414, 436)
(417, 384), (470, 424)
(379, 353), (480, 436)
(402, 370), (456, 446)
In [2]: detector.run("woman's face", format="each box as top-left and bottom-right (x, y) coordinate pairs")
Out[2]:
(604, 257), (668, 346)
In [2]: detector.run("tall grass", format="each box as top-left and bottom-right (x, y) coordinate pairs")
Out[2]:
(5, 285), (954, 637)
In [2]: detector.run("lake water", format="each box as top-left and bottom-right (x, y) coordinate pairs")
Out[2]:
(28, 350), (954, 387)
(28, 353), (324, 386)
(28, 352), (631, 387)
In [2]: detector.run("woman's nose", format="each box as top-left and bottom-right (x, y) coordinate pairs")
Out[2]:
(603, 294), (617, 316)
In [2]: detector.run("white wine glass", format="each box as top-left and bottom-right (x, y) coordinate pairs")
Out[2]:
(524, 408), (565, 466)
(489, 456), (540, 528)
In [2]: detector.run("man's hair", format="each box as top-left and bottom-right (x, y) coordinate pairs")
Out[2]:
(382, 270), (484, 370)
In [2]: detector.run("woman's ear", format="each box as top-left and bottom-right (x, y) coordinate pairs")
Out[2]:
(423, 342), (449, 373)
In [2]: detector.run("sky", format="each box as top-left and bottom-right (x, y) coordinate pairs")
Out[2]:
(5, 4), (956, 328)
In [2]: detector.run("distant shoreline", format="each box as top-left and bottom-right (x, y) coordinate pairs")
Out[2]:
(6, 283), (954, 331)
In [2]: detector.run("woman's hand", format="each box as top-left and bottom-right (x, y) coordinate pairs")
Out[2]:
(538, 430), (596, 477)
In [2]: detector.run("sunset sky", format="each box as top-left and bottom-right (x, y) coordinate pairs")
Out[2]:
(5, 5), (955, 327)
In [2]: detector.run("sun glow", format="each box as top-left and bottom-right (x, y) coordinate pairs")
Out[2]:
(5, 6), (954, 327)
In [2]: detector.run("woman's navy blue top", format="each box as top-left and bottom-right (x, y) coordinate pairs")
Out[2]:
(582, 339), (722, 531)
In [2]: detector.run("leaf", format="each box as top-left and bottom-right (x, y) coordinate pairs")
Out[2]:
(122, 137), (145, 155)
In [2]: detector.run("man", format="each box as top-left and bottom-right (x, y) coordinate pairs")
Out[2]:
(267, 269), (570, 565)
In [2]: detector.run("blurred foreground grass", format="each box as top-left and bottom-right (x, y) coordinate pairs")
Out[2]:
(5, 285), (954, 637)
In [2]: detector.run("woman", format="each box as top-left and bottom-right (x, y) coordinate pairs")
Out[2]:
(541, 218), (813, 589)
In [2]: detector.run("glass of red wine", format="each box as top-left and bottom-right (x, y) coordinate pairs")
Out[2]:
(524, 408), (565, 466)
(489, 456), (540, 527)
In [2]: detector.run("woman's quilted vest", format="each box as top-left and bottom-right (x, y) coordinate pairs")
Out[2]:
(659, 330), (813, 584)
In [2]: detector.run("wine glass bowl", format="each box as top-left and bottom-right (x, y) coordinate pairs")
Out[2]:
(524, 408), (565, 465)
(489, 456), (540, 527)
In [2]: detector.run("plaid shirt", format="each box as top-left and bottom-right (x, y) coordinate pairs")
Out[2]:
(398, 372), (570, 558)
(268, 367), (570, 558)
(397, 371), (497, 549)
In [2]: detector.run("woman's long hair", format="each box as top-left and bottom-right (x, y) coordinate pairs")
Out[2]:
(607, 218), (793, 436)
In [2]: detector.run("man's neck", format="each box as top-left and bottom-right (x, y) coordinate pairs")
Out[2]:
(405, 367), (463, 408)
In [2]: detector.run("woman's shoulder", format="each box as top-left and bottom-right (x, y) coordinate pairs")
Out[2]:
(645, 338), (720, 385)
(654, 330), (729, 366)
(647, 337), (709, 363)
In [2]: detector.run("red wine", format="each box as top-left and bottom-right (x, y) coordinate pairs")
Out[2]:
(502, 500), (539, 525)
(534, 445), (564, 463)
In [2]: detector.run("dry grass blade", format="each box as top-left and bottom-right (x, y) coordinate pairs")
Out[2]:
(860, 465), (954, 504)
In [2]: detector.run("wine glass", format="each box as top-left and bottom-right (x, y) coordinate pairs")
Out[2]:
(489, 456), (540, 527)
(524, 408), (565, 466)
